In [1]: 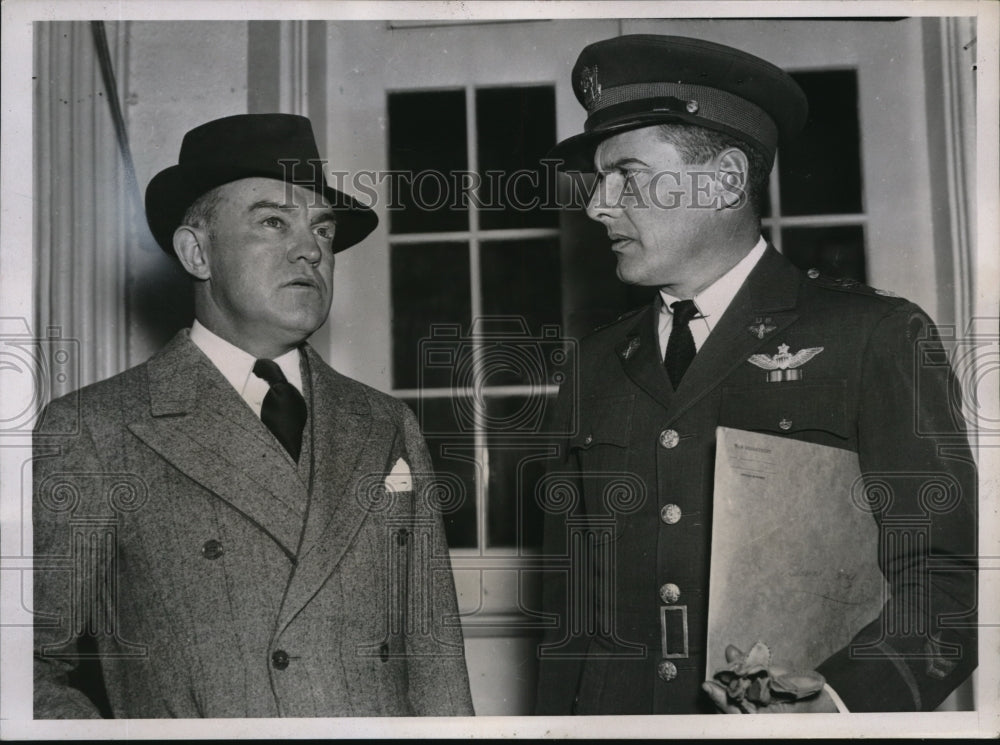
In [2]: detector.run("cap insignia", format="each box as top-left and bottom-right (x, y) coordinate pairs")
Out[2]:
(580, 65), (601, 109)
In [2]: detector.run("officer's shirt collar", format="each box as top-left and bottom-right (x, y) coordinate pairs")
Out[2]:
(658, 235), (767, 356)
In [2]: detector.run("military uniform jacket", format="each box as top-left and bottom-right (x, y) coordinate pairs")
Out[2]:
(536, 247), (977, 715)
(33, 331), (474, 718)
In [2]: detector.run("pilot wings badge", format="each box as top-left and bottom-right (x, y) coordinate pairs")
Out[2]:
(747, 343), (824, 382)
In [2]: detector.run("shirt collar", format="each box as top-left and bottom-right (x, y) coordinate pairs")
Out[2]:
(189, 320), (303, 394)
(660, 236), (768, 321)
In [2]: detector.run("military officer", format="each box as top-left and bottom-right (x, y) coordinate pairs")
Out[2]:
(535, 35), (977, 715)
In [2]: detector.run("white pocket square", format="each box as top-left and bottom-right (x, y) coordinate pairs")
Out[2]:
(383, 457), (413, 493)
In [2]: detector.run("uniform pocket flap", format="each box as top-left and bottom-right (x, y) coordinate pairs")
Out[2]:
(570, 395), (635, 449)
(720, 382), (849, 438)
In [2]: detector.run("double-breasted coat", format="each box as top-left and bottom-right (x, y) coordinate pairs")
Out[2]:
(33, 331), (474, 718)
(536, 246), (977, 714)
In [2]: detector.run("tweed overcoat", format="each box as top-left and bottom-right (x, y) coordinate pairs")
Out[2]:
(536, 247), (977, 714)
(33, 331), (474, 718)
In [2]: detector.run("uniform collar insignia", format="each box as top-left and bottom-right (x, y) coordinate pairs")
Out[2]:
(747, 317), (777, 340)
(620, 335), (640, 360)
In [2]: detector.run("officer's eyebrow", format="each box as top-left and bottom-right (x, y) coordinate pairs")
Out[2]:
(596, 157), (651, 174)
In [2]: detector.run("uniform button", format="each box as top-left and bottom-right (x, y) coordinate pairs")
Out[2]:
(657, 660), (678, 681)
(659, 583), (681, 604)
(658, 429), (680, 449)
(660, 504), (682, 524)
(779, 418), (792, 431)
(271, 649), (290, 670)
(686, 99), (699, 114)
(201, 539), (224, 560)
(584, 434), (593, 445)
(807, 268), (820, 279)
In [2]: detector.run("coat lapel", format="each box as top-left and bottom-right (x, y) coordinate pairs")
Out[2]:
(617, 304), (674, 413)
(664, 246), (802, 424)
(127, 331), (307, 558)
(274, 346), (389, 635)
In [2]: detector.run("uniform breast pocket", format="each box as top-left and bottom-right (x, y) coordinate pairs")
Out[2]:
(570, 395), (635, 458)
(720, 381), (850, 440)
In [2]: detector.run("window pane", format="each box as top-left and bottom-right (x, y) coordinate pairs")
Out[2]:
(476, 86), (558, 230)
(485, 397), (557, 549)
(479, 239), (564, 388)
(404, 398), (478, 549)
(391, 242), (471, 389)
(387, 89), (468, 233)
(782, 225), (867, 283)
(779, 70), (862, 216)
(481, 236), (561, 328)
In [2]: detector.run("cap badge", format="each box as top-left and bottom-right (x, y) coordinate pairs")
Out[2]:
(747, 343), (824, 382)
(580, 65), (602, 108)
(747, 317), (777, 340)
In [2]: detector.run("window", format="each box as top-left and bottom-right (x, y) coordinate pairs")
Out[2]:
(764, 69), (867, 282)
(387, 85), (561, 552)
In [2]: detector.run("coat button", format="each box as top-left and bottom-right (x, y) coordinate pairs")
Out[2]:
(657, 660), (678, 681)
(271, 649), (290, 670)
(658, 429), (680, 449)
(660, 504), (682, 524)
(584, 434), (593, 445)
(779, 418), (792, 431)
(807, 268), (820, 279)
(658, 583), (681, 604)
(201, 539), (224, 560)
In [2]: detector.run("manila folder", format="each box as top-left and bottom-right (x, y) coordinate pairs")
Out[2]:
(706, 426), (888, 679)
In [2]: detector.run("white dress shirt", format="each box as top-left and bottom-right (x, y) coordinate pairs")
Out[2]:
(657, 236), (768, 360)
(189, 320), (304, 418)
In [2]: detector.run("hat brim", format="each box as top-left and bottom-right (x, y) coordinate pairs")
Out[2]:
(547, 111), (772, 172)
(145, 164), (378, 256)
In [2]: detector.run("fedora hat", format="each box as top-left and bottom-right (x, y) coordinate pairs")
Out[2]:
(145, 113), (378, 254)
(549, 35), (808, 170)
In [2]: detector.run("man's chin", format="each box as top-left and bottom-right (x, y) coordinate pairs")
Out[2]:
(615, 262), (659, 287)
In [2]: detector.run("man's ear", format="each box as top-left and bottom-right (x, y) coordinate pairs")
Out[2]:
(715, 148), (750, 210)
(173, 226), (211, 280)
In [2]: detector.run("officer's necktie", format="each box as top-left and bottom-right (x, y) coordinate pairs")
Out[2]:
(252, 359), (307, 461)
(664, 299), (700, 389)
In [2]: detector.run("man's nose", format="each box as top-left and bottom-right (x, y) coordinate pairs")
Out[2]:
(287, 224), (323, 264)
(585, 176), (623, 223)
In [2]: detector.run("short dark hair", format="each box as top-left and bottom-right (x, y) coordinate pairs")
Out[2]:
(656, 124), (771, 217)
(180, 186), (224, 234)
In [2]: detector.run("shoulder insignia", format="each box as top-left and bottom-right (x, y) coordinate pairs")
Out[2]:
(806, 269), (907, 302)
(590, 304), (646, 334)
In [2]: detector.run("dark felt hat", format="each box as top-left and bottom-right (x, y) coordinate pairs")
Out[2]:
(549, 35), (808, 170)
(145, 114), (378, 254)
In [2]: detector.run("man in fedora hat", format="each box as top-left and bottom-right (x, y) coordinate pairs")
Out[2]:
(536, 35), (976, 715)
(32, 114), (473, 718)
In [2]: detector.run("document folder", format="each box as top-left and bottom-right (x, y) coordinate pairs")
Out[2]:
(706, 426), (888, 679)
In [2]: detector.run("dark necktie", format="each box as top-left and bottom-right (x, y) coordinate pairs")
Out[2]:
(664, 299), (700, 389)
(252, 359), (307, 461)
